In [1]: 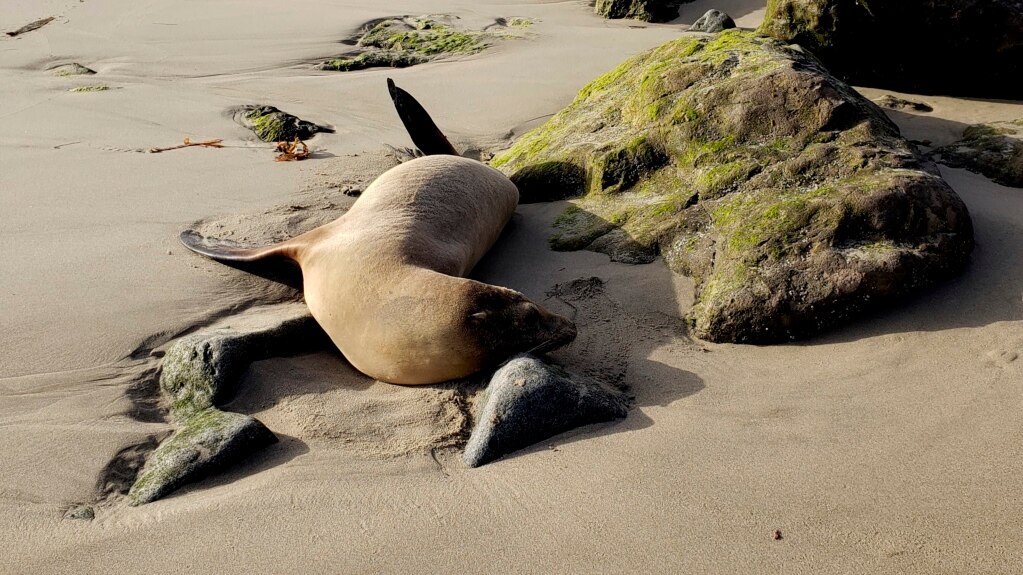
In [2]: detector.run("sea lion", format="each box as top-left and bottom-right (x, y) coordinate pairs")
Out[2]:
(181, 81), (577, 384)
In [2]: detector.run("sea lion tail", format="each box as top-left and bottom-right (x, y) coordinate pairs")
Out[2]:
(179, 230), (302, 263)
(387, 78), (460, 156)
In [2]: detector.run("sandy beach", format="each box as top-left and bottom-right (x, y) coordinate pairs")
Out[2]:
(2, 1), (1022, 572)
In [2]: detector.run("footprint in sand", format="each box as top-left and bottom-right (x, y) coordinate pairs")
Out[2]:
(985, 349), (1020, 369)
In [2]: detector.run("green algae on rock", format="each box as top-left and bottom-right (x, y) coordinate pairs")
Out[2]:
(757, 0), (1023, 99)
(128, 408), (277, 506)
(932, 121), (1023, 188)
(492, 30), (973, 343)
(320, 16), (489, 72)
(233, 105), (334, 142)
(595, 0), (691, 22)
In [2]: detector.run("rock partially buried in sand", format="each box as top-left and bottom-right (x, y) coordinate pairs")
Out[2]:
(128, 303), (319, 504)
(872, 95), (933, 113)
(492, 30), (974, 343)
(757, 0), (1023, 99)
(320, 15), (488, 72)
(688, 9), (736, 33)
(932, 121), (1023, 188)
(128, 408), (277, 505)
(595, 0), (690, 23)
(463, 354), (629, 468)
(160, 304), (320, 416)
(49, 63), (95, 76)
(233, 105), (334, 143)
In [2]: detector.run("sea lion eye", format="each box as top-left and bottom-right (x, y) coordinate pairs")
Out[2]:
(470, 311), (488, 320)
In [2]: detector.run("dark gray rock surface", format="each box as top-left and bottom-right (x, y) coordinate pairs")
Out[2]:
(689, 9), (736, 33)
(463, 355), (629, 467)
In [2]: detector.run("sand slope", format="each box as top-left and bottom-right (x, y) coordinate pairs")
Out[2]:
(2, 1), (1022, 573)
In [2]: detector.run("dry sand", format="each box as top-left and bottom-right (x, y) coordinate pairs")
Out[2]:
(2, 1), (1022, 573)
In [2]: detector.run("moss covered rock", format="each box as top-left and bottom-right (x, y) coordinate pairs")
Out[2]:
(128, 408), (277, 505)
(933, 121), (1023, 188)
(234, 105), (334, 143)
(320, 16), (488, 72)
(757, 0), (1023, 99)
(595, 0), (691, 22)
(492, 30), (973, 343)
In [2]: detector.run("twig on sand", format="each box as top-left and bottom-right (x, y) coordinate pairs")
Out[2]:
(274, 137), (310, 161)
(6, 17), (55, 37)
(148, 138), (224, 154)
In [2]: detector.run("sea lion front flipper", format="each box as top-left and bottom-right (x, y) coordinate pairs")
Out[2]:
(387, 78), (459, 156)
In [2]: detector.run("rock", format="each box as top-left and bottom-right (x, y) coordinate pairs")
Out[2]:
(757, 0), (1023, 99)
(128, 408), (277, 506)
(463, 355), (629, 467)
(320, 16), (488, 72)
(492, 31), (973, 343)
(128, 303), (318, 504)
(873, 95), (933, 113)
(49, 63), (95, 76)
(595, 0), (690, 23)
(233, 105), (334, 143)
(63, 504), (95, 521)
(932, 121), (1023, 188)
(689, 9), (736, 33)
(159, 303), (319, 418)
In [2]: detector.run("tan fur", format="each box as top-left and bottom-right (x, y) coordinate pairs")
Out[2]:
(261, 155), (575, 384)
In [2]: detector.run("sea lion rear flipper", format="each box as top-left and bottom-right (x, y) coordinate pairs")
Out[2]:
(179, 230), (296, 263)
(387, 78), (459, 156)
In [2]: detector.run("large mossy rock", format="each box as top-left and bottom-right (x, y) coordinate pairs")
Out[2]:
(595, 0), (691, 23)
(492, 31), (973, 343)
(932, 121), (1023, 188)
(757, 0), (1023, 99)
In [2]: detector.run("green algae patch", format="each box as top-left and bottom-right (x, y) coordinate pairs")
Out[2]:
(320, 15), (524, 72)
(492, 30), (973, 342)
(68, 85), (110, 93)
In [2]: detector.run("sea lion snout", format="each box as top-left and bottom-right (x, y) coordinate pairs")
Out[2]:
(526, 308), (577, 355)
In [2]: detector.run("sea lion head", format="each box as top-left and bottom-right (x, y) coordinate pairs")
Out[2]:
(464, 282), (577, 364)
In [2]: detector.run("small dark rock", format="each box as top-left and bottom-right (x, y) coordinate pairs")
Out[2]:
(463, 354), (630, 467)
(7, 17), (55, 37)
(874, 95), (933, 113)
(595, 0), (690, 23)
(63, 504), (95, 521)
(689, 9), (736, 33)
(233, 105), (334, 143)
